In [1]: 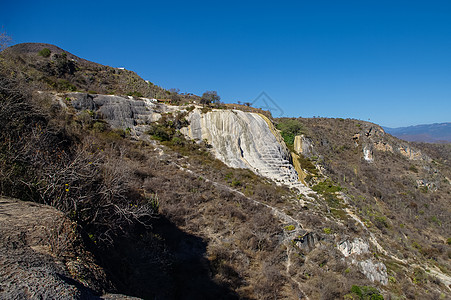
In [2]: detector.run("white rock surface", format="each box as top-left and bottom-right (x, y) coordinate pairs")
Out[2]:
(357, 259), (388, 285)
(181, 109), (310, 193)
(294, 135), (314, 156)
(363, 146), (374, 162)
(68, 93), (180, 137)
(67, 93), (310, 193)
(338, 238), (388, 285)
(337, 238), (370, 257)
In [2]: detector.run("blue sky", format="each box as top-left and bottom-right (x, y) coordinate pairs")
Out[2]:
(2, 0), (450, 127)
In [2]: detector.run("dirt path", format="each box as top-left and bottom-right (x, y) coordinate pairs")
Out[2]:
(172, 163), (312, 298)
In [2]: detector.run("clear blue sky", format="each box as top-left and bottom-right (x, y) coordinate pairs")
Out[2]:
(2, 0), (450, 127)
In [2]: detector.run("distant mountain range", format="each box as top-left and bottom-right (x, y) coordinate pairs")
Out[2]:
(384, 122), (451, 143)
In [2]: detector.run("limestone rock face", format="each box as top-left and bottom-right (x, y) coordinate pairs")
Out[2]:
(294, 135), (314, 156)
(337, 238), (370, 257)
(398, 145), (424, 160)
(358, 259), (388, 285)
(373, 141), (393, 152)
(337, 238), (388, 285)
(294, 232), (322, 252)
(67, 94), (309, 192)
(363, 145), (374, 162)
(181, 109), (310, 193)
(354, 124), (430, 163)
(68, 93), (178, 137)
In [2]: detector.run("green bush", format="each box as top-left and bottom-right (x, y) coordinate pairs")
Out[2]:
(231, 179), (242, 187)
(323, 227), (332, 234)
(373, 215), (389, 229)
(127, 91), (143, 97)
(430, 216), (441, 226)
(276, 118), (303, 146)
(312, 179), (342, 194)
(409, 165), (418, 173)
(350, 285), (384, 300)
(201, 107), (211, 114)
(57, 79), (77, 91)
(92, 121), (107, 132)
(297, 153), (318, 175)
(148, 124), (172, 141)
(284, 225), (295, 231)
(38, 48), (51, 57)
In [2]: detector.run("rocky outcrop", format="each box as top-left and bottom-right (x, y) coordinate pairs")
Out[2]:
(0, 197), (111, 299)
(181, 109), (310, 193)
(337, 238), (388, 285)
(357, 259), (388, 285)
(363, 145), (374, 162)
(294, 135), (315, 157)
(68, 92), (179, 137)
(398, 145), (425, 161)
(293, 232), (322, 252)
(337, 238), (370, 257)
(354, 124), (430, 163)
(67, 93), (311, 193)
(373, 141), (393, 152)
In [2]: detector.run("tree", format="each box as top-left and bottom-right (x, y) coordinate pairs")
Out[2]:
(200, 90), (220, 105)
(38, 48), (51, 57)
(0, 29), (12, 51)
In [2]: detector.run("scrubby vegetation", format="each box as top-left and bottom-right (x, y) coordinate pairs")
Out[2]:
(348, 285), (384, 300)
(291, 117), (451, 295)
(275, 118), (304, 147)
(38, 47), (51, 57)
(1, 42), (450, 299)
(0, 43), (201, 103)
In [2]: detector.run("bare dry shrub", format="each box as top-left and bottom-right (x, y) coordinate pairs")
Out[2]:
(253, 264), (286, 300)
(318, 273), (347, 300)
(45, 217), (78, 257)
(0, 29), (12, 51)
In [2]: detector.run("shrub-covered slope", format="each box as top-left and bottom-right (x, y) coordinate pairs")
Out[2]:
(1, 43), (450, 299)
(0, 43), (198, 103)
(276, 117), (451, 296)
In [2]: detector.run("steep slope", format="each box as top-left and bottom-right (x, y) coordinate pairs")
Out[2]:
(2, 43), (450, 299)
(181, 109), (310, 193)
(65, 92), (311, 194)
(64, 91), (451, 297)
(0, 42), (196, 103)
(283, 117), (451, 295)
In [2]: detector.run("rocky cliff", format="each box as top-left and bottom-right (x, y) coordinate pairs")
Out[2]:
(67, 93), (310, 194)
(3, 42), (450, 299)
(181, 109), (310, 193)
(48, 92), (450, 296)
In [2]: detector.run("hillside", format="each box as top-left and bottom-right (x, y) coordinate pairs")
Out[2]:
(0, 42), (197, 104)
(384, 123), (451, 143)
(1, 43), (450, 299)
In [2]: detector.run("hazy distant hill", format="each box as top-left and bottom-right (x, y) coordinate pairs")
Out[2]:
(384, 122), (451, 143)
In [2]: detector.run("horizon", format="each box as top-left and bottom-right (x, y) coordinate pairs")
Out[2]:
(383, 121), (451, 129)
(1, 0), (450, 127)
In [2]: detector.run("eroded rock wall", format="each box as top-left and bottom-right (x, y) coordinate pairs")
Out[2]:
(67, 93), (309, 193)
(181, 109), (310, 193)
(68, 92), (179, 137)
